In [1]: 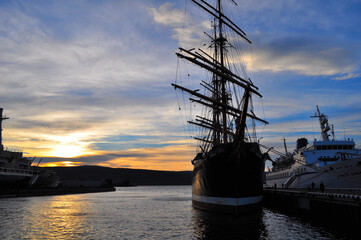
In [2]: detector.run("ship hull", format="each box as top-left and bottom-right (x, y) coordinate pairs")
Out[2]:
(0, 172), (33, 188)
(266, 158), (361, 189)
(33, 172), (60, 188)
(192, 142), (264, 215)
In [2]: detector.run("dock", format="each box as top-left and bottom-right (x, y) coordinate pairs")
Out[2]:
(263, 188), (361, 230)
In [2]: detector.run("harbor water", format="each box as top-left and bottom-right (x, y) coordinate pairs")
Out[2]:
(0, 186), (356, 239)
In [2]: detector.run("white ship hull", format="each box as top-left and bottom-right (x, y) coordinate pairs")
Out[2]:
(266, 158), (361, 189)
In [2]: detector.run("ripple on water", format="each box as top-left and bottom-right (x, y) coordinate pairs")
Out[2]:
(0, 186), (356, 239)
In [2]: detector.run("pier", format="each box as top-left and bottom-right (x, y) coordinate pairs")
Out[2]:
(263, 188), (361, 230)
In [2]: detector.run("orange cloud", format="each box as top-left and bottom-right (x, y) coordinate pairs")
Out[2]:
(99, 144), (195, 171)
(37, 143), (195, 171)
(40, 161), (84, 167)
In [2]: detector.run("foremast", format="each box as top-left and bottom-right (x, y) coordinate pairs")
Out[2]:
(172, 0), (268, 152)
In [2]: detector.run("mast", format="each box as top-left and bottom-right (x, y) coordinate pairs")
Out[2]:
(217, 0), (228, 144)
(0, 108), (9, 151)
(283, 137), (288, 155)
(311, 105), (330, 141)
(173, 0), (268, 150)
(212, 19), (220, 145)
(237, 87), (250, 142)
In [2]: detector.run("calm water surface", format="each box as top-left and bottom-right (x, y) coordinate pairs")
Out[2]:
(0, 186), (356, 239)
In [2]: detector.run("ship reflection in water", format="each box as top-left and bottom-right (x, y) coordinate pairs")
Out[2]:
(192, 209), (265, 239)
(191, 207), (355, 240)
(0, 186), (355, 239)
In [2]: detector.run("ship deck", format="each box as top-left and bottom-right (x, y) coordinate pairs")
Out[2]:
(263, 187), (361, 230)
(266, 187), (361, 196)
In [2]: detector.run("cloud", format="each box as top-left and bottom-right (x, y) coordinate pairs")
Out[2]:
(1, 5), (173, 96)
(249, 35), (360, 76)
(148, 1), (361, 165)
(1, 0), (361, 171)
(259, 108), (361, 148)
(150, 2), (361, 78)
(149, 2), (211, 48)
(40, 144), (195, 171)
(332, 73), (361, 80)
(0, 1), (188, 167)
(149, 2), (185, 26)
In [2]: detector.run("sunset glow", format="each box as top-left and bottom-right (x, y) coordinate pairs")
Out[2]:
(51, 145), (85, 158)
(0, 0), (360, 171)
(41, 161), (84, 167)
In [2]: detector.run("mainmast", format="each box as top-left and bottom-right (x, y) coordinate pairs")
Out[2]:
(217, 0), (228, 144)
(212, 18), (220, 145)
(0, 108), (9, 151)
(172, 0), (268, 149)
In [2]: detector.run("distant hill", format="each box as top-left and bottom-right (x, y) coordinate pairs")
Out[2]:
(43, 166), (192, 186)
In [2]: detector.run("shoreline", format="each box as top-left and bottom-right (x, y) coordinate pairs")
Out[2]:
(0, 187), (116, 198)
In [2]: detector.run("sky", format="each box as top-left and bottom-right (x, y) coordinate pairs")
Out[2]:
(0, 0), (360, 171)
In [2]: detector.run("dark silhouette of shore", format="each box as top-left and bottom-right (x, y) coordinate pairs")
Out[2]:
(45, 166), (192, 186)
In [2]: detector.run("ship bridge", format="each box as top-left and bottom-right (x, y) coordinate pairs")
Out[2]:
(313, 140), (355, 151)
(303, 140), (359, 165)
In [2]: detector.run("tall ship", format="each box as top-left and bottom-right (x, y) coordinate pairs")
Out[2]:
(172, 0), (269, 215)
(0, 108), (59, 189)
(265, 106), (361, 189)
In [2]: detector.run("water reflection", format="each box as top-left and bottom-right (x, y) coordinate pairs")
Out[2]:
(0, 187), (355, 239)
(192, 207), (267, 239)
(24, 195), (91, 239)
(262, 208), (355, 240)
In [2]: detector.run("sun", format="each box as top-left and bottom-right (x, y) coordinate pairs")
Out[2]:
(46, 133), (91, 158)
(51, 144), (84, 158)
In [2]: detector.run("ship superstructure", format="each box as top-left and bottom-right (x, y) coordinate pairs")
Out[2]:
(0, 108), (59, 188)
(0, 108), (36, 187)
(265, 106), (361, 189)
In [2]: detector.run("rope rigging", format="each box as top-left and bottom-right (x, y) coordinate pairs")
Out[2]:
(174, 0), (267, 153)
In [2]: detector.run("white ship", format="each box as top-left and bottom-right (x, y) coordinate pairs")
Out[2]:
(0, 108), (59, 188)
(265, 106), (361, 189)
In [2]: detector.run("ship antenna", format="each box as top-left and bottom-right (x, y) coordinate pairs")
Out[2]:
(0, 108), (9, 151)
(311, 105), (330, 141)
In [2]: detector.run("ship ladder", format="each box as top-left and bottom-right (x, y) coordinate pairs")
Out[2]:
(284, 173), (297, 188)
(28, 174), (39, 187)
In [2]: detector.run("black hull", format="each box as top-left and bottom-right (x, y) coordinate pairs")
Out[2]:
(0, 174), (32, 188)
(192, 142), (264, 215)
